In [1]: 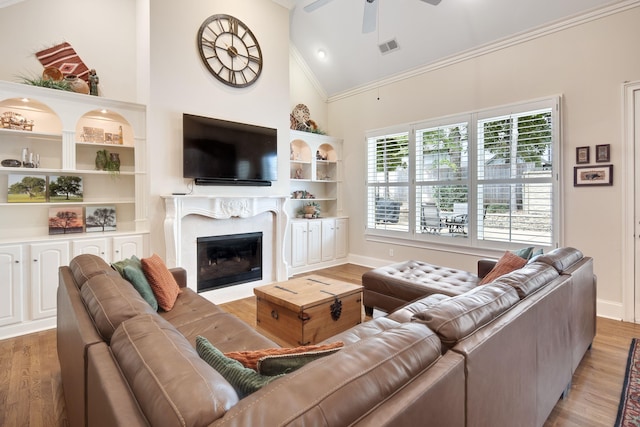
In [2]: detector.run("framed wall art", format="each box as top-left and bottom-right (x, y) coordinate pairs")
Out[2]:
(595, 144), (610, 162)
(48, 207), (84, 235)
(7, 174), (47, 203)
(85, 206), (117, 232)
(574, 164), (613, 187)
(48, 176), (83, 202)
(576, 146), (590, 164)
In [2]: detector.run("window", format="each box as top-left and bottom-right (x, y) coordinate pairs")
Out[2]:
(365, 97), (559, 250)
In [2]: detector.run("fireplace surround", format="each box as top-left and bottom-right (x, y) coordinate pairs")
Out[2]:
(163, 195), (288, 302)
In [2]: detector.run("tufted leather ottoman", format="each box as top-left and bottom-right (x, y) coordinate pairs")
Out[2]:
(362, 260), (480, 315)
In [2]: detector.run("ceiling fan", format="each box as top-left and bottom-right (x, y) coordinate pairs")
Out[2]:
(303, 0), (442, 34)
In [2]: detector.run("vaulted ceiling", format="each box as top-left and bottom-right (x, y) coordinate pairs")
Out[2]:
(286, 0), (628, 99)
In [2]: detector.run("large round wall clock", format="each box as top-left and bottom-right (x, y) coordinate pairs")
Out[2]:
(197, 14), (263, 88)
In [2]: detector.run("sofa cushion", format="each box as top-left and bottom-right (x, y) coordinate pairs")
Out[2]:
(257, 347), (343, 376)
(479, 251), (528, 285)
(141, 254), (181, 311)
(412, 282), (519, 348)
(512, 246), (534, 260)
(491, 261), (560, 299)
(80, 273), (156, 342)
(123, 264), (158, 311)
(111, 314), (238, 426)
(69, 254), (118, 288)
(387, 293), (451, 323)
(535, 247), (583, 273)
(224, 341), (344, 370)
(196, 336), (284, 398)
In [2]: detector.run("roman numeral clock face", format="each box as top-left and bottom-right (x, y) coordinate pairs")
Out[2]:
(197, 14), (263, 88)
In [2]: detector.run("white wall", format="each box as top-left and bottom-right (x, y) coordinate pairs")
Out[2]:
(147, 0), (291, 256)
(0, 0), (138, 102)
(323, 6), (640, 319)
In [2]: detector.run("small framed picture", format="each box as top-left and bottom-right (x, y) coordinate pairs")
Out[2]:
(7, 174), (47, 203)
(85, 206), (117, 232)
(576, 146), (590, 164)
(48, 176), (83, 202)
(49, 207), (84, 235)
(595, 144), (610, 163)
(574, 164), (613, 187)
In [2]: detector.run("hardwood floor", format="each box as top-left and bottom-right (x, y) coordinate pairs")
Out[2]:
(0, 263), (637, 426)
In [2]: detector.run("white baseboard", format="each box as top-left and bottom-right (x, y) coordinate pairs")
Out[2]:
(597, 298), (624, 321)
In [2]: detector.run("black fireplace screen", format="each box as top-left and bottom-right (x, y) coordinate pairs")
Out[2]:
(196, 232), (262, 292)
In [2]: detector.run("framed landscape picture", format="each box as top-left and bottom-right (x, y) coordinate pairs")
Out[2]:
(7, 174), (47, 203)
(48, 207), (84, 235)
(48, 176), (83, 202)
(85, 206), (117, 232)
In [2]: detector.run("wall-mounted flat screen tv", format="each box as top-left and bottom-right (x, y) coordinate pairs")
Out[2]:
(183, 113), (278, 186)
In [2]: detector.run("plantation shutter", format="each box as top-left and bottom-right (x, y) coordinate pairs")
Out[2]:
(366, 131), (410, 232)
(476, 108), (554, 246)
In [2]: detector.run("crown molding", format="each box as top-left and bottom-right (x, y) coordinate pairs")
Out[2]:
(327, 0), (640, 103)
(0, 0), (25, 7)
(290, 44), (328, 102)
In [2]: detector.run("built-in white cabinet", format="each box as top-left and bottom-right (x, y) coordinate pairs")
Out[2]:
(286, 130), (348, 276)
(288, 218), (348, 275)
(0, 81), (149, 339)
(30, 241), (69, 320)
(72, 233), (143, 263)
(0, 245), (23, 327)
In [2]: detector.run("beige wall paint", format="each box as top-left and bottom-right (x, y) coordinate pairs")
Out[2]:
(324, 6), (640, 318)
(0, 0), (138, 102)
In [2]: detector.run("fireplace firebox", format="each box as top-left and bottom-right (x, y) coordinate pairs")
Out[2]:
(196, 232), (262, 293)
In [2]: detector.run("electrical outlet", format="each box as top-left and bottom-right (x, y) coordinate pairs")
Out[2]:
(389, 248), (394, 257)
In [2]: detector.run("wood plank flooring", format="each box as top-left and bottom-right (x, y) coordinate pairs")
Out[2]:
(0, 263), (638, 426)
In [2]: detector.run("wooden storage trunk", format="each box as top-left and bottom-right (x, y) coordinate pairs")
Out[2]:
(254, 275), (363, 346)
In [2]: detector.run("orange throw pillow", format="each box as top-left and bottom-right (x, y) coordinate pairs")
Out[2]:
(224, 341), (344, 370)
(141, 254), (181, 311)
(479, 251), (527, 285)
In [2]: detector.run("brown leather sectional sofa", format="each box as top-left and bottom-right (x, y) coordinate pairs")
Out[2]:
(57, 247), (594, 427)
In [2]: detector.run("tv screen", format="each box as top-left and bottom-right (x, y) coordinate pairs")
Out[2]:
(183, 113), (278, 186)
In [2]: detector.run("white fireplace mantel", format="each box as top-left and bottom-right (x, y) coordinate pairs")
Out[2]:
(162, 195), (289, 285)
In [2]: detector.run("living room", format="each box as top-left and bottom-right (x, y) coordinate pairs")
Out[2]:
(0, 0), (639, 320)
(0, 0), (640, 425)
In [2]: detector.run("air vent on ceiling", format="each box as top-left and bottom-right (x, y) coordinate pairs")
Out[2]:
(378, 38), (399, 55)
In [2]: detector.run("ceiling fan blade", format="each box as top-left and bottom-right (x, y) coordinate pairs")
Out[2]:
(362, 0), (378, 34)
(421, 0), (442, 5)
(304, 0), (334, 13)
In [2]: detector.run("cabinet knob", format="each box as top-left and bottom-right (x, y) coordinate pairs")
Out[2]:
(15, 260), (19, 264)
(115, 250), (120, 253)
(33, 259), (38, 262)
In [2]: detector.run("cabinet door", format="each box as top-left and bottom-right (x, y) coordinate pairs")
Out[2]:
(307, 220), (322, 264)
(0, 245), (23, 327)
(72, 238), (109, 261)
(30, 241), (69, 320)
(335, 218), (348, 259)
(290, 222), (308, 268)
(112, 235), (144, 261)
(321, 218), (336, 261)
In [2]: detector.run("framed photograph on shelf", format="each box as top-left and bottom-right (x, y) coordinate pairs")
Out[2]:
(48, 176), (83, 202)
(576, 146), (590, 164)
(574, 164), (613, 187)
(85, 206), (117, 232)
(82, 126), (105, 143)
(48, 206), (84, 235)
(7, 174), (47, 203)
(595, 144), (610, 162)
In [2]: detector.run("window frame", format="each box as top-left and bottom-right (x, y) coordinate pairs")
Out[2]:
(365, 96), (561, 252)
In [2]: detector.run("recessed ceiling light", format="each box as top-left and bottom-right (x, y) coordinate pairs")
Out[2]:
(21, 98), (29, 102)
(100, 109), (108, 114)
(317, 49), (327, 60)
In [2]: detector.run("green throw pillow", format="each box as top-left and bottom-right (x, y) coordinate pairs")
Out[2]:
(511, 247), (534, 260)
(196, 336), (284, 398)
(257, 347), (341, 376)
(111, 255), (142, 276)
(123, 265), (159, 311)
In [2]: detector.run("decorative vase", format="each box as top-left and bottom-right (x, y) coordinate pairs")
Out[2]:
(64, 74), (90, 94)
(109, 152), (121, 172)
(95, 150), (108, 170)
